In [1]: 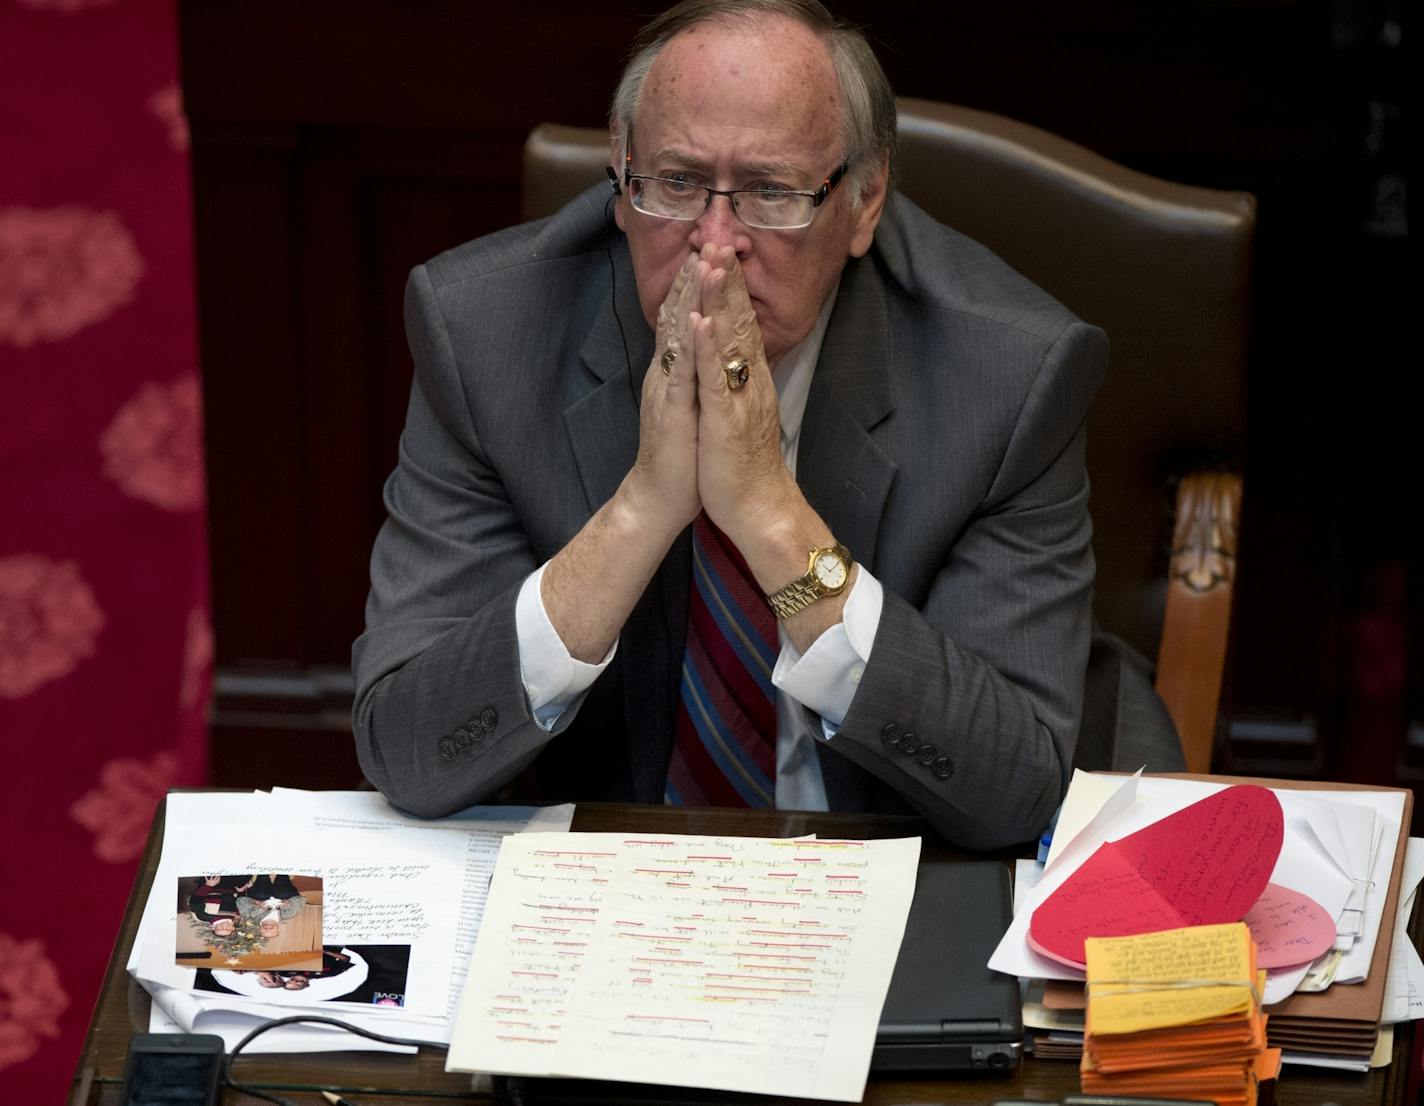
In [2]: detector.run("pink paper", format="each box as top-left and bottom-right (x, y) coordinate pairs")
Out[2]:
(1030, 785), (1284, 966)
(1243, 882), (1337, 969)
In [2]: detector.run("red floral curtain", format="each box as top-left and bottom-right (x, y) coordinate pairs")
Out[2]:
(0, 1), (209, 1099)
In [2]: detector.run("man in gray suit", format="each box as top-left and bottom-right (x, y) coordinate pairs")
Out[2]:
(354, 0), (1108, 849)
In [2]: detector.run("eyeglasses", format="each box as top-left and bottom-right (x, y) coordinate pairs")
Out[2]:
(620, 125), (848, 231)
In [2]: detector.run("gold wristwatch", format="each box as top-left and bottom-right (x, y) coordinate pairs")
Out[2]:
(766, 542), (854, 620)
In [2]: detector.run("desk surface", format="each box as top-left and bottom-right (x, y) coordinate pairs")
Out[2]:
(73, 798), (1420, 1106)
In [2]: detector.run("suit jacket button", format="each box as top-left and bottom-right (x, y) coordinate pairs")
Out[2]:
(897, 732), (920, 754)
(480, 707), (499, 731)
(438, 737), (457, 760)
(881, 723), (900, 745)
(915, 744), (938, 766)
(452, 727), (473, 751)
(932, 756), (954, 779)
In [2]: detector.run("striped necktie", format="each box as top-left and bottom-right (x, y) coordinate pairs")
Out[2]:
(664, 513), (778, 807)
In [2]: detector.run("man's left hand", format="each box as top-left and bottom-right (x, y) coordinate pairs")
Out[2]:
(691, 245), (798, 550)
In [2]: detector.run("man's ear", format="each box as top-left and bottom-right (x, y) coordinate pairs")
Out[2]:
(609, 132), (628, 233)
(848, 159), (889, 258)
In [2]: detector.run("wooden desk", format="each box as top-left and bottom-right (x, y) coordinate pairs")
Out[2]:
(73, 798), (1420, 1105)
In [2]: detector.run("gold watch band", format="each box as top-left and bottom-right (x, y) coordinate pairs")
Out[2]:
(766, 543), (853, 621)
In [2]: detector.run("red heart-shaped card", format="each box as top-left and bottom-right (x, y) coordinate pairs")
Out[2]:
(1029, 784), (1284, 968)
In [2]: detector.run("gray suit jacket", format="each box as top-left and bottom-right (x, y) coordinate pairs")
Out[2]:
(353, 187), (1110, 849)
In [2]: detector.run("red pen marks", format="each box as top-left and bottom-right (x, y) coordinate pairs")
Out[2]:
(738, 963), (811, 973)
(511, 971), (558, 978)
(553, 863), (599, 871)
(714, 885), (749, 892)
(827, 889), (865, 895)
(721, 898), (799, 906)
(824, 875), (861, 881)
(794, 856), (824, 863)
(542, 903), (599, 912)
(792, 839), (864, 848)
(673, 925), (698, 932)
(634, 957), (704, 965)
(512, 924), (569, 933)
(685, 855), (732, 861)
(748, 929), (847, 937)
(667, 881), (690, 887)
(766, 872), (797, 878)
(613, 920), (644, 927)
(496, 1036), (557, 1044)
(738, 952), (816, 961)
(490, 1007), (528, 1014)
(706, 973), (813, 983)
(705, 984), (805, 993)
(621, 932), (692, 941)
(632, 976), (653, 984)
(534, 850), (617, 857)
(623, 839), (678, 846)
(634, 868), (694, 876)
(654, 946), (685, 953)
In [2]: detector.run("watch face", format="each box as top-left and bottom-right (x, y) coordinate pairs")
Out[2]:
(813, 551), (848, 590)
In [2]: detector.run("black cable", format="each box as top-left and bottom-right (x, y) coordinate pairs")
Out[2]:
(222, 1014), (447, 1105)
(602, 193), (637, 405)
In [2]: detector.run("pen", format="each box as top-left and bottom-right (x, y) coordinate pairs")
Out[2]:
(320, 1092), (360, 1106)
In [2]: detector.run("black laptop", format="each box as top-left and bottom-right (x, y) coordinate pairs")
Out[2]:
(871, 860), (1023, 1074)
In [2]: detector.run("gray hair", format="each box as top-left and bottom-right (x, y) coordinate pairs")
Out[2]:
(609, 0), (897, 202)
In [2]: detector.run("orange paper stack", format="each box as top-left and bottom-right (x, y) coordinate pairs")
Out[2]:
(1081, 923), (1282, 1106)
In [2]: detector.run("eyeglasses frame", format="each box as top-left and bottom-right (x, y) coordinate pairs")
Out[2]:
(618, 123), (849, 231)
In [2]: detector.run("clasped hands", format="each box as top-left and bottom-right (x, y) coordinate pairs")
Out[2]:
(629, 243), (797, 553)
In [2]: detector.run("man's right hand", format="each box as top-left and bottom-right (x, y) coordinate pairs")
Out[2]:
(540, 254), (705, 663)
(625, 250), (702, 538)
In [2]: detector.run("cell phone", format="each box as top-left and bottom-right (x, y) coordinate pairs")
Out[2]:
(119, 1032), (224, 1106)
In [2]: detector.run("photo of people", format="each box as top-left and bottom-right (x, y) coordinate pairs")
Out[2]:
(194, 944), (411, 1008)
(175, 873), (324, 971)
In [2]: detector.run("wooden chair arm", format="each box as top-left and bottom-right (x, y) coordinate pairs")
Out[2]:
(1155, 471), (1243, 772)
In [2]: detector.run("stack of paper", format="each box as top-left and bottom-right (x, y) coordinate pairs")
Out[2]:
(992, 770), (1420, 1070)
(1081, 923), (1281, 1106)
(127, 789), (574, 1053)
(447, 831), (922, 1102)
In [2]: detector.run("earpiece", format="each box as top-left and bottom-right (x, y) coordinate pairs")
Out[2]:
(605, 166), (623, 196)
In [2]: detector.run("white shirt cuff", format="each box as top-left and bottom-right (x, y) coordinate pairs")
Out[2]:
(770, 566), (883, 735)
(515, 563), (615, 732)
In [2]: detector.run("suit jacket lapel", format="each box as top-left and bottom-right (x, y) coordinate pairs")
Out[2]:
(798, 253), (898, 572)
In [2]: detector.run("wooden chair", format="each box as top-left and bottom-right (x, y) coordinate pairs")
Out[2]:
(522, 101), (1255, 773)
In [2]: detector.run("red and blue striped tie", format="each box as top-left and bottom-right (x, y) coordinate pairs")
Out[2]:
(664, 513), (778, 807)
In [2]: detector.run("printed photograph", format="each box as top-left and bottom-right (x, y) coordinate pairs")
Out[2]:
(194, 944), (411, 1007)
(175, 873), (324, 971)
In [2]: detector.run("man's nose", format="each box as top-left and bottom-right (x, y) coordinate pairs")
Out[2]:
(689, 193), (752, 257)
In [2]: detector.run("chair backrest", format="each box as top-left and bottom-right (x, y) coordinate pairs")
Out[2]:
(522, 102), (1255, 666)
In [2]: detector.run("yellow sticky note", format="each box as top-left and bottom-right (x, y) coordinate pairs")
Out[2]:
(1085, 923), (1255, 1035)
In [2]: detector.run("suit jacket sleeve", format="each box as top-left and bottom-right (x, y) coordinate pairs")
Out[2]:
(823, 318), (1103, 851)
(351, 263), (561, 818)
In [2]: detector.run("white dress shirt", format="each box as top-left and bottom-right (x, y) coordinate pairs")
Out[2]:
(513, 287), (884, 809)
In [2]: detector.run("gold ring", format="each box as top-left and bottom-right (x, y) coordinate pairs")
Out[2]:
(661, 348), (677, 375)
(724, 358), (750, 391)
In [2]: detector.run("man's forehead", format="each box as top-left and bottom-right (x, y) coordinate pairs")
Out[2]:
(641, 15), (842, 135)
